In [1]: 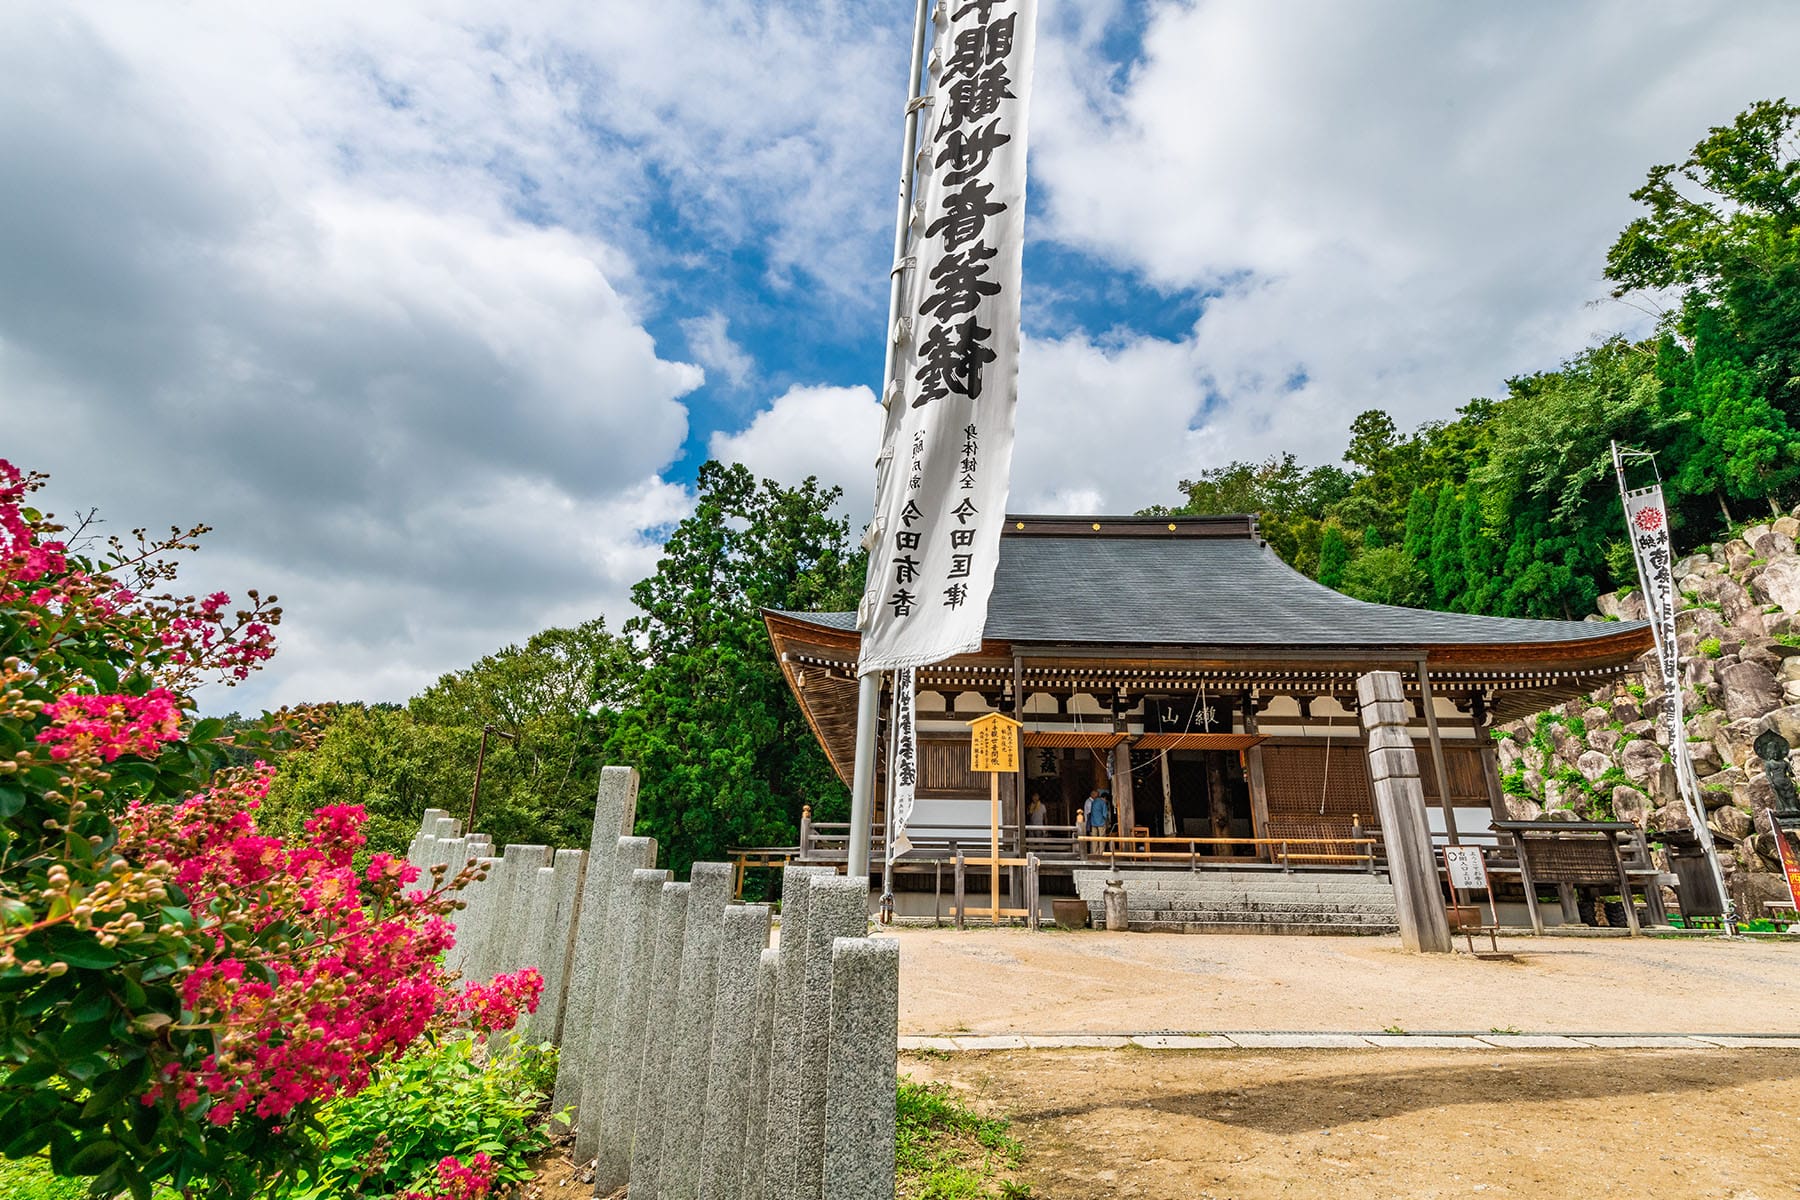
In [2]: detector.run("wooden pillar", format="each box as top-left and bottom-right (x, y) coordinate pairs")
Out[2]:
(1112, 741), (1136, 842)
(1242, 692), (1271, 858)
(1472, 690), (1505, 825)
(1011, 655), (1026, 857)
(1514, 832), (1545, 936)
(1416, 658), (1460, 845)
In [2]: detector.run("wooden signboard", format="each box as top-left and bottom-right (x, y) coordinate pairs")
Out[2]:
(967, 713), (1022, 919)
(968, 712), (1021, 773)
(1443, 845), (1488, 891)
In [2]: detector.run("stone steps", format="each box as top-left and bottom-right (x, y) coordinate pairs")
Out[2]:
(1072, 868), (1400, 935)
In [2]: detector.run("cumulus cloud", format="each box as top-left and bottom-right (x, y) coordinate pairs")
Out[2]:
(0, 3), (711, 711)
(1022, 0), (1800, 497)
(709, 384), (883, 522)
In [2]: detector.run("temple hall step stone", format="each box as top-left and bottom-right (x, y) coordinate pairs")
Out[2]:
(1072, 869), (1400, 935)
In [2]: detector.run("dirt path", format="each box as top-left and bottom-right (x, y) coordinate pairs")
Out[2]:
(892, 927), (1800, 1035)
(904, 1047), (1800, 1199)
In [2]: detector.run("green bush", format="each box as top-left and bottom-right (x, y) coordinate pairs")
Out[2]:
(271, 1035), (563, 1199)
(1626, 682), (1648, 701)
(1699, 637), (1724, 659)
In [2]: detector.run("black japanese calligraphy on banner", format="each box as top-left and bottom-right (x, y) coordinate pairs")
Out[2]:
(1623, 487), (1683, 745)
(888, 667), (918, 857)
(859, 0), (1038, 673)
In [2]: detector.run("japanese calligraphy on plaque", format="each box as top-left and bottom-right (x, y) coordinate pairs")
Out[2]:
(858, 0), (1039, 673)
(968, 712), (1021, 774)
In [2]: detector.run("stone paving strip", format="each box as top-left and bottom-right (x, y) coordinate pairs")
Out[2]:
(898, 1033), (1800, 1052)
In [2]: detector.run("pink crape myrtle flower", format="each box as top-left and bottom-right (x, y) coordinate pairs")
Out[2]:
(35, 687), (183, 761)
(400, 1152), (500, 1200)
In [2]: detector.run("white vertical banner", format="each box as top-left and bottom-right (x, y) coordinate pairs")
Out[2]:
(1622, 486), (1683, 745)
(888, 667), (918, 857)
(858, 0), (1039, 673)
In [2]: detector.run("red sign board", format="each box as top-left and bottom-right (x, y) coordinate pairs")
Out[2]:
(1774, 826), (1800, 912)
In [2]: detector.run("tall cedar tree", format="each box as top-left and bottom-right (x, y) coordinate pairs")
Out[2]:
(1427, 483), (1461, 608)
(604, 461), (865, 877)
(1315, 524), (1350, 590)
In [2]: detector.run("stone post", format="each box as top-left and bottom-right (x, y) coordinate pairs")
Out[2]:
(794, 875), (870, 1200)
(739, 947), (780, 1200)
(658, 863), (736, 1200)
(553, 767), (641, 1117)
(568, 837), (656, 1160)
(628, 880), (693, 1194)
(410, 808), (450, 870)
(493, 844), (553, 978)
(759, 864), (838, 1197)
(696, 904), (773, 1200)
(593, 867), (670, 1194)
(822, 936), (899, 1200)
(451, 855), (503, 979)
(1357, 670), (1453, 953)
(529, 848), (587, 1042)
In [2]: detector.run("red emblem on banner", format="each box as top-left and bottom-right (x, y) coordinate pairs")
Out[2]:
(1632, 506), (1665, 533)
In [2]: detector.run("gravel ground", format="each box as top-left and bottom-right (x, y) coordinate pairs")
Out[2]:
(890, 926), (1800, 1035)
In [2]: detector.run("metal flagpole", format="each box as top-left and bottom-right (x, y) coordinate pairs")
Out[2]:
(848, 0), (934, 881)
(1611, 440), (1736, 935)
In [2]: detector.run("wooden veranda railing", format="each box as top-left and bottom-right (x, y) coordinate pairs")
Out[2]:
(1078, 833), (1383, 873)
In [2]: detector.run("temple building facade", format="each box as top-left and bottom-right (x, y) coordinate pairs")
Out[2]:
(763, 514), (1654, 900)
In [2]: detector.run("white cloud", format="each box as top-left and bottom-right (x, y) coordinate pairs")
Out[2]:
(709, 384), (884, 522)
(1021, 0), (1800, 498)
(0, 3), (714, 712)
(680, 311), (756, 390)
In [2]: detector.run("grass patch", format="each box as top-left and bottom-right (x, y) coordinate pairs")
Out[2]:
(898, 1078), (1032, 1198)
(0, 1158), (89, 1200)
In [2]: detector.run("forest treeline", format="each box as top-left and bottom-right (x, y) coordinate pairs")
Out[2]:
(1148, 99), (1800, 619)
(259, 99), (1799, 874)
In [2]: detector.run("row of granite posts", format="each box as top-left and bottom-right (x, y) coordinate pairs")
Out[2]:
(404, 767), (899, 1200)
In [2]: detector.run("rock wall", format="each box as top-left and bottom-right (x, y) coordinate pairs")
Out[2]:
(1494, 511), (1800, 917)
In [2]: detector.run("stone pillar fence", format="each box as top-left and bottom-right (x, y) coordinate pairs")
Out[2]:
(404, 766), (898, 1200)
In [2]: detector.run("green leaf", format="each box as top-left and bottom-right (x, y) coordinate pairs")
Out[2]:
(67, 1137), (121, 1175)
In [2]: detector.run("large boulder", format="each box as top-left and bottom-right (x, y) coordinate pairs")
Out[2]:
(1700, 767), (1745, 804)
(1751, 557), (1800, 614)
(1612, 785), (1651, 826)
(1720, 660), (1780, 722)
(1713, 804), (1755, 841)
(1687, 738), (1724, 776)
(1762, 704), (1800, 747)
(1502, 791), (1542, 821)
(1589, 728), (1622, 756)
(1715, 577), (1768, 636)
(1576, 749), (1613, 784)
(1719, 717), (1768, 769)
(1496, 736), (1525, 774)
(1649, 802), (1692, 833)
(1596, 590), (1647, 621)
(1748, 527), (1797, 560)
(1619, 738), (1667, 785)
(1730, 871), (1795, 922)
(1613, 696), (1643, 725)
(1775, 516), (1800, 541)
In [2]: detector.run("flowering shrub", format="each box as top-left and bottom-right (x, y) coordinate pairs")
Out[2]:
(0, 461), (539, 1199)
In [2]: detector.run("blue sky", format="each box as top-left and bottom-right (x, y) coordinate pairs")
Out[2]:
(4, 1), (1799, 710)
